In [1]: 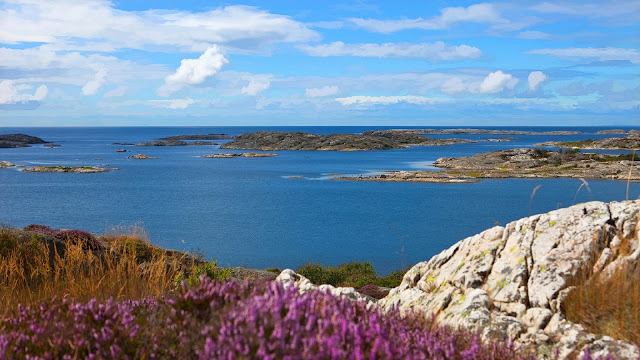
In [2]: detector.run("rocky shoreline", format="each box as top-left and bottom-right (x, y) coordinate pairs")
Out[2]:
(334, 148), (639, 182)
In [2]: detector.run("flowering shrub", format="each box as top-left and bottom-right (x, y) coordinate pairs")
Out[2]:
(0, 277), (536, 359)
(24, 224), (102, 250)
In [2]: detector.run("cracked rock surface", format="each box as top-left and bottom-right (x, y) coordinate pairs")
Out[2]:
(379, 200), (640, 360)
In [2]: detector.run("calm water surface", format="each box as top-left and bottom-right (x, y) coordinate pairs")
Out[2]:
(1, 126), (638, 274)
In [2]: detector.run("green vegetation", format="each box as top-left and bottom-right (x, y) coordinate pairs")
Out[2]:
(173, 259), (232, 287)
(296, 261), (406, 288)
(559, 139), (594, 148)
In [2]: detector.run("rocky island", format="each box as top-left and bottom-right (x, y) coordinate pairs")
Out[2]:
(334, 148), (639, 182)
(21, 166), (115, 173)
(159, 133), (233, 140)
(0, 134), (49, 148)
(539, 132), (640, 150)
(135, 139), (217, 146)
(220, 131), (473, 151)
(128, 154), (156, 159)
(202, 153), (277, 158)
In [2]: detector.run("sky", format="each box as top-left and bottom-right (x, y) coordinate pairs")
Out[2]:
(0, 0), (638, 126)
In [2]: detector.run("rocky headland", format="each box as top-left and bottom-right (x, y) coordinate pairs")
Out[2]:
(21, 166), (115, 173)
(335, 148), (639, 182)
(539, 133), (640, 150)
(220, 131), (473, 151)
(278, 200), (640, 359)
(202, 153), (277, 158)
(0, 134), (49, 148)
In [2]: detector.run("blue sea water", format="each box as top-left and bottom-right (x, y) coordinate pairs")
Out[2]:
(0, 126), (638, 275)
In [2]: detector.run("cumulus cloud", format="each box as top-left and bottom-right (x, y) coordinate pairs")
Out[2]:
(241, 79), (270, 96)
(298, 41), (481, 61)
(335, 95), (449, 106)
(148, 98), (196, 109)
(528, 71), (548, 92)
(527, 47), (640, 64)
(479, 70), (519, 93)
(103, 85), (128, 98)
(81, 68), (107, 95)
(0, 80), (48, 105)
(306, 86), (340, 98)
(157, 46), (228, 97)
(349, 3), (502, 33)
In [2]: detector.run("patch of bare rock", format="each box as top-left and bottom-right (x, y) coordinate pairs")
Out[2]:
(278, 200), (640, 359)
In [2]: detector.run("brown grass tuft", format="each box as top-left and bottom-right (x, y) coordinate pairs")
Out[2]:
(0, 226), (196, 318)
(562, 260), (640, 345)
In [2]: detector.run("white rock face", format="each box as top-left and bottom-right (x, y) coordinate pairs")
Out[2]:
(379, 200), (640, 360)
(276, 269), (376, 306)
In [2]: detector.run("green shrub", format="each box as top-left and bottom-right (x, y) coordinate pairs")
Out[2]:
(296, 261), (406, 288)
(174, 259), (232, 287)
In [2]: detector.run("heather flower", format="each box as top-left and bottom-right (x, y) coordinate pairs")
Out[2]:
(0, 278), (539, 359)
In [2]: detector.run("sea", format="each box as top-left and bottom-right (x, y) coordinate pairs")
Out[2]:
(0, 126), (638, 275)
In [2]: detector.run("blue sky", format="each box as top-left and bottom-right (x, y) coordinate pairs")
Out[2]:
(0, 0), (638, 126)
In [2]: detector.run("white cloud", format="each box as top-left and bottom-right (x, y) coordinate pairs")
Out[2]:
(530, 1), (640, 19)
(298, 41), (481, 61)
(517, 31), (552, 40)
(241, 79), (271, 96)
(335, 95), (449, 106)
(103, 85), (128, 98)
(349, 3), (503, 33)
(441, 78), (468, 94)
(0, 80), (48, 104)
(157, 46), (228, 97)
(527, 47), (640, 63)
(148, 98), (196, 109)
(306, 86), (340, 98)
(81, 68), (107, 95)
(479, 71), (519, 93)
(0, 3), (318, 53)
(528, 71), (548, 91)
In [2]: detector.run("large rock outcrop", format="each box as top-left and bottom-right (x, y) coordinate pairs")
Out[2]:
(379, 200), (640, 359)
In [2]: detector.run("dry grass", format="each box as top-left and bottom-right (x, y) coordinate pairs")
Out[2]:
(0, 226), (197, 318)
(562, 233), (640, 345)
